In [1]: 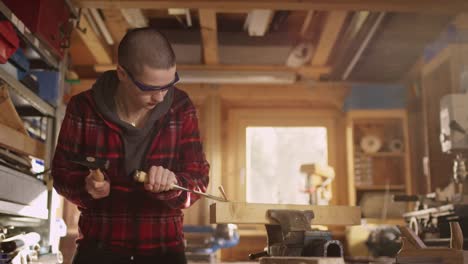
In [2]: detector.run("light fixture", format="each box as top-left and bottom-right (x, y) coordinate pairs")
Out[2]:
(121, 8), (148, 28)
(244, 9), (274, 37)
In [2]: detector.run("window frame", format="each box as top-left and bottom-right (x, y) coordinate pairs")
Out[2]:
(224, 108), (340, 204)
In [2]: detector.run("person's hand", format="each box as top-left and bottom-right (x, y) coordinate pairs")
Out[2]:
(85, 171), (110, 199)
(144, 166), (177, 193)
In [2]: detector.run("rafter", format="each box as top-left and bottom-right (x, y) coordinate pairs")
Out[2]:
(73, 0), (468, 13)
(102, 9), (129, 44)
(93, 64), (331, 79)
(75, 13), (112, 64)
(198, 9), (219, 65)
(310, 11), (347, 66)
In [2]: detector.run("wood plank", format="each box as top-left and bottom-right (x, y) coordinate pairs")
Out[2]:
(397, 248), (468, 264)
(0, 123), (45, 159)
(94, 63), (331, 77)
(198, 9), (218, 65)
(74, 0), (468, 13)
(0, 84), (27, 135)
(75, 80), (348, 109)
(310, 11), (347, 66)
(102, 9), (129, 44)
(210, 202), (361, 225)
(75, 13), (112, 64)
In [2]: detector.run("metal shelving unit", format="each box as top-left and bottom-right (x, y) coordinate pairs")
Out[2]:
(0, 1), (58, 117)
(0, 163), (48, 220)
(0, 66), (55, 116)
(0, 200), (48, 220)
(0, 1), (60, 69)
(0, 1), (67, 257)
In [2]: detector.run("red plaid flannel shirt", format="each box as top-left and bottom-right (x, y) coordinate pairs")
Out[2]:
(52, 87), (209, 255)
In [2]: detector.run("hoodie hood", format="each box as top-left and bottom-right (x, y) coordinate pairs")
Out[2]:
(91, 70), (174, 135)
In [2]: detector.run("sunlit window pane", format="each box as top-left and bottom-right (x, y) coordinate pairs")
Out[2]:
(246, 127), (328, 204)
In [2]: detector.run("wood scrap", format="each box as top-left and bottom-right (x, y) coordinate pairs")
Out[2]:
(210, 202), (361, 225)
(0, 83), (27, 135)
(0, 123), (45, 159)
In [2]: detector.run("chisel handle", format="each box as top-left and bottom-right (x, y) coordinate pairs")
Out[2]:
(133, 170), (227, 202)
(91, 169), (105, 182)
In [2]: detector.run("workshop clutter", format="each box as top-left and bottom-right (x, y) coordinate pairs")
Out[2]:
(2, 0), (73, 59)
(0, 21), (18, 64)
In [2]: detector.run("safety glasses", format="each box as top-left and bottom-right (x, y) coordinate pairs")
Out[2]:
(122, 66), (179, 92)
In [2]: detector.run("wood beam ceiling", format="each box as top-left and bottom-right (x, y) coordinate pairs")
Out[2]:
(329, 11), (371, 79)
(310, 11), (347, 66)
(102, 9), (129, 62)
(198, 9), (219, 65)
(73, 0), (468, 13)
(75, 13), (112, 64)
(102, 9), (129, 44)
(93, 63), (331, 78)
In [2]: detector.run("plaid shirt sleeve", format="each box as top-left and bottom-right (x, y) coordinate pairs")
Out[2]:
(51, 97), (95, 209)
(148, 100), (210, 209)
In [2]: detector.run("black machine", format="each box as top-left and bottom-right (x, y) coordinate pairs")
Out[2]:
(248, 210), (343, 260)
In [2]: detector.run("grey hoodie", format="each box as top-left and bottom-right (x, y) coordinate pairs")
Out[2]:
(91, 70), (174, 177)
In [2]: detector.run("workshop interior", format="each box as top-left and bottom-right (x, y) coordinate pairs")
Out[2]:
(1, 0), (468, 263)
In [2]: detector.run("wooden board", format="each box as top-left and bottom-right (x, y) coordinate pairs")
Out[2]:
(397, 248), (468, 264)
(0, 123), (45, 159)
(75, 13), (112, 64)
(75, 0), (468, 13)
(0, 84), (27, 135)
(199, 9), (219, 65)
(310, 11), (347, 66)
(210, 202), (360, 226)
(259, 257), (345, 264)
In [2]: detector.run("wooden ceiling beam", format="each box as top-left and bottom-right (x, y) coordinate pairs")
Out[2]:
(72, 80), (349, 109)
(198, 9), (219, 65)
(310, 11), (347, 66)
(73, 0), (468, 13)
(75, 13), (112, 64)
(101, 9), (130, 62)
(102, 9), (129, 44)
(93, 63), (331, 77)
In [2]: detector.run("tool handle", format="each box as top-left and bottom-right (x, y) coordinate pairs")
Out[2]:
(91, 169), (105, 182)
(133, 170), (227, 202)
(134, 170), (148, 183)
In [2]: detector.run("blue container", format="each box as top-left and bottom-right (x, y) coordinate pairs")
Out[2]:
(31, 70), (60, 106)
(9, 48), (29, 80)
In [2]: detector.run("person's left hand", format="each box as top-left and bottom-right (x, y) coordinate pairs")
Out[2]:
(144, 165), (178, 193)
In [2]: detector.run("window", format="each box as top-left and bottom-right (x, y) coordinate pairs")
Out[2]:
(246, 127), (328, 204)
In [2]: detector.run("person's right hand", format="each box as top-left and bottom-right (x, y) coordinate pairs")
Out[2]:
(85, 171), (110, 199)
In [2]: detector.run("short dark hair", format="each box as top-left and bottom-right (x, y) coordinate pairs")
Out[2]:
(118, 27), (176, 75)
